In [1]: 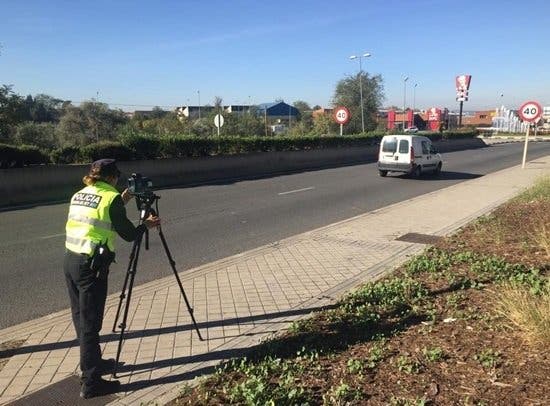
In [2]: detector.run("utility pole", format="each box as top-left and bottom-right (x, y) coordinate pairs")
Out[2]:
(403, 76), (409, 130)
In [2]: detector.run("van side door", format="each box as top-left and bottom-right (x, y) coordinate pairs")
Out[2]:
(421, 139), (436, 169)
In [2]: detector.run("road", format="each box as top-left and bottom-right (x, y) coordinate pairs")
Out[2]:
(1, 142), (549, 328)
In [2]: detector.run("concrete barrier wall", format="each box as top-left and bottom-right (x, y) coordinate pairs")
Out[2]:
(0, 138), (487, 208)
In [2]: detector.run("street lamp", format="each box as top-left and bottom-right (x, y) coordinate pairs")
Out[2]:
(403, 76), (409, 131)
(413, 83), (418, 127)
(197, 90), (201, 119)
(349, 52), (371, 133)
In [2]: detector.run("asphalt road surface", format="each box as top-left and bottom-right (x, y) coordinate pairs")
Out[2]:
(1, 142), (549, 328)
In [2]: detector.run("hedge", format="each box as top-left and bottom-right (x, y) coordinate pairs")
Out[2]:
(0, 143), (50, 168)
(1, 130), (479, 167)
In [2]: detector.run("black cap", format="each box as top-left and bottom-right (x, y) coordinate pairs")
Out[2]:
(91, 159), (121, 177)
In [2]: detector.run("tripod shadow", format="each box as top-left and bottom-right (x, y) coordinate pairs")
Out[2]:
(117, 306), (427, 393)
(0, 304), (335, 359)
(116, 346), (249, 378)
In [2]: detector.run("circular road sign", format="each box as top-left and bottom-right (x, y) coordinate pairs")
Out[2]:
(333, 106), (351, 125)
(214, 114), (224, 128)
(518, 101), (542, 123)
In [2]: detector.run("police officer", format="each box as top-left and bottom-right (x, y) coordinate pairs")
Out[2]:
(64, 159), (160, 398)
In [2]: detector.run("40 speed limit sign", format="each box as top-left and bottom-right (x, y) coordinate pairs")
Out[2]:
(518, 101), (542, 123)
(333, 106), (351, 125)
(518, 100), (543, 169)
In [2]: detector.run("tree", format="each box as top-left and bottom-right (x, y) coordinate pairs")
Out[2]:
(221, 111), (264, 136)
(150, 106), (167, 119)
(311, 113), (337, 135)
(56, 102), (127, 146)
(15, 122), (57, 150)
(293, 100), (311, 115)
(23, 94), (64, 123)
(332, 72), (384, 133)
(0, 85), (26, 141)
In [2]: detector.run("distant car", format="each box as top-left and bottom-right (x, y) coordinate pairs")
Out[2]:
(377, 134), (442, 178)
(404, 126), (419, 133)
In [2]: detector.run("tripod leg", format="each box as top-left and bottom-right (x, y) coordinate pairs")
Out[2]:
(113, 233), (143, 378)
(112, 238), (140, 332)
(157, 227), (204, 341)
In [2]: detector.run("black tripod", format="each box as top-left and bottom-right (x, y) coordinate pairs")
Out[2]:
(111, 193), (204, 377)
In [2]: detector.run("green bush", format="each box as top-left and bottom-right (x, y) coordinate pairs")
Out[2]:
(119, 133), (161, 159)
(1, 132), (479, 166)
(79, 141), (134, 162)
(0, 143), (49, 168)
(0, 143), (19, 168)
(50, 146), (81, 164)
(158, 136), (217, 158)
(18, 145), (50, 166)
(442, 129), (478, 139)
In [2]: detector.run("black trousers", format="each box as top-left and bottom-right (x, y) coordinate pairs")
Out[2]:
(64, 250), (109, 384)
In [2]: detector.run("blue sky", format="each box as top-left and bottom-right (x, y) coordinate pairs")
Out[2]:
(1, 0), (549, 111)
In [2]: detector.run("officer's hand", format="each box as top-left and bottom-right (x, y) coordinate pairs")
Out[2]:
(144, 215), (161, 229)
(121, 188), (134, 205)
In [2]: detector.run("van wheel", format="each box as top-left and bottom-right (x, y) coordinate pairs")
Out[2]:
(378, 170), (388, 177)
(434, 162), (442, 176)
(412, 165), (422, 178)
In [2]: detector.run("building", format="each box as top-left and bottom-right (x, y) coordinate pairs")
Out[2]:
(224, 105), (252, 115)
(542, 106), (550, 130)
(175, 105), (216, 120)
(461, 110), (493, 126)
(256, 102), (299, 120)
(312, 107), (333, 119)
(385, 108), (459, 131)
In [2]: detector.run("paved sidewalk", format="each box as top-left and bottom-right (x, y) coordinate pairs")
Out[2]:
(0, 157), (548, 405)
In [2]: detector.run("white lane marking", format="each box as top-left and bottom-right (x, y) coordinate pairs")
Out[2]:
(39, 233), (65, 240)
(278, 187), (315, 196)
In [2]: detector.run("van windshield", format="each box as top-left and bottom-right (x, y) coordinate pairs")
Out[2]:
(382, 138), (397, 153)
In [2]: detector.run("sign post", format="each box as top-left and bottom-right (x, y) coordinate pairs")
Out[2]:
(333, 106), (351, 135)
(214, 114), (224, 137)
(518, 101), (542, 169)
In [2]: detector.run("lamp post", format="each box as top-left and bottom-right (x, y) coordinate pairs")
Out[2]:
(349, 52), (371, 133)
(197, 90), (201, 119)
(413, 83), (417, 127)
(403, 76), (409, 131)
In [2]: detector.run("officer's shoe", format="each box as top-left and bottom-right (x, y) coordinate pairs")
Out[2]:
(80, 378), (120, 399)
(79, 358), (119, 384)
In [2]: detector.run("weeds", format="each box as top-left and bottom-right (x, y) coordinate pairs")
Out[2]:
(390, 397), (428, 406)
(323, 381), (364, 405)
(474, 349), (501, 369)
(346, 358), (364, 375)
(396, 355), (421, 374)
(422, 347), (445, 362)
(366, 340), (387, 369)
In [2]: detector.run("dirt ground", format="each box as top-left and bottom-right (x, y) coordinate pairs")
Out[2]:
(160, 197), (550, 405)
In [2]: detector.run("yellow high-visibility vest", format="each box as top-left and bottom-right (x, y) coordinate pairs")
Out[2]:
(65, 181), (119, 255)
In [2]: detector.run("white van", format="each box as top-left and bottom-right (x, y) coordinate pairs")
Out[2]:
(377, 134), (442, 177)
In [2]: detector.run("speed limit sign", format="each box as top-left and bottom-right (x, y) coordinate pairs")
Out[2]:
(518, 100), (543, 169)
(518, 101), (542, 122)
(333, 106), (351, 125)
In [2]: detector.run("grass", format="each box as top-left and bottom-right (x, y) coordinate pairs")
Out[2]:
(514, 175), (550, 203)
(532, 220), (550, 258)
(493, 283), (550, 347)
